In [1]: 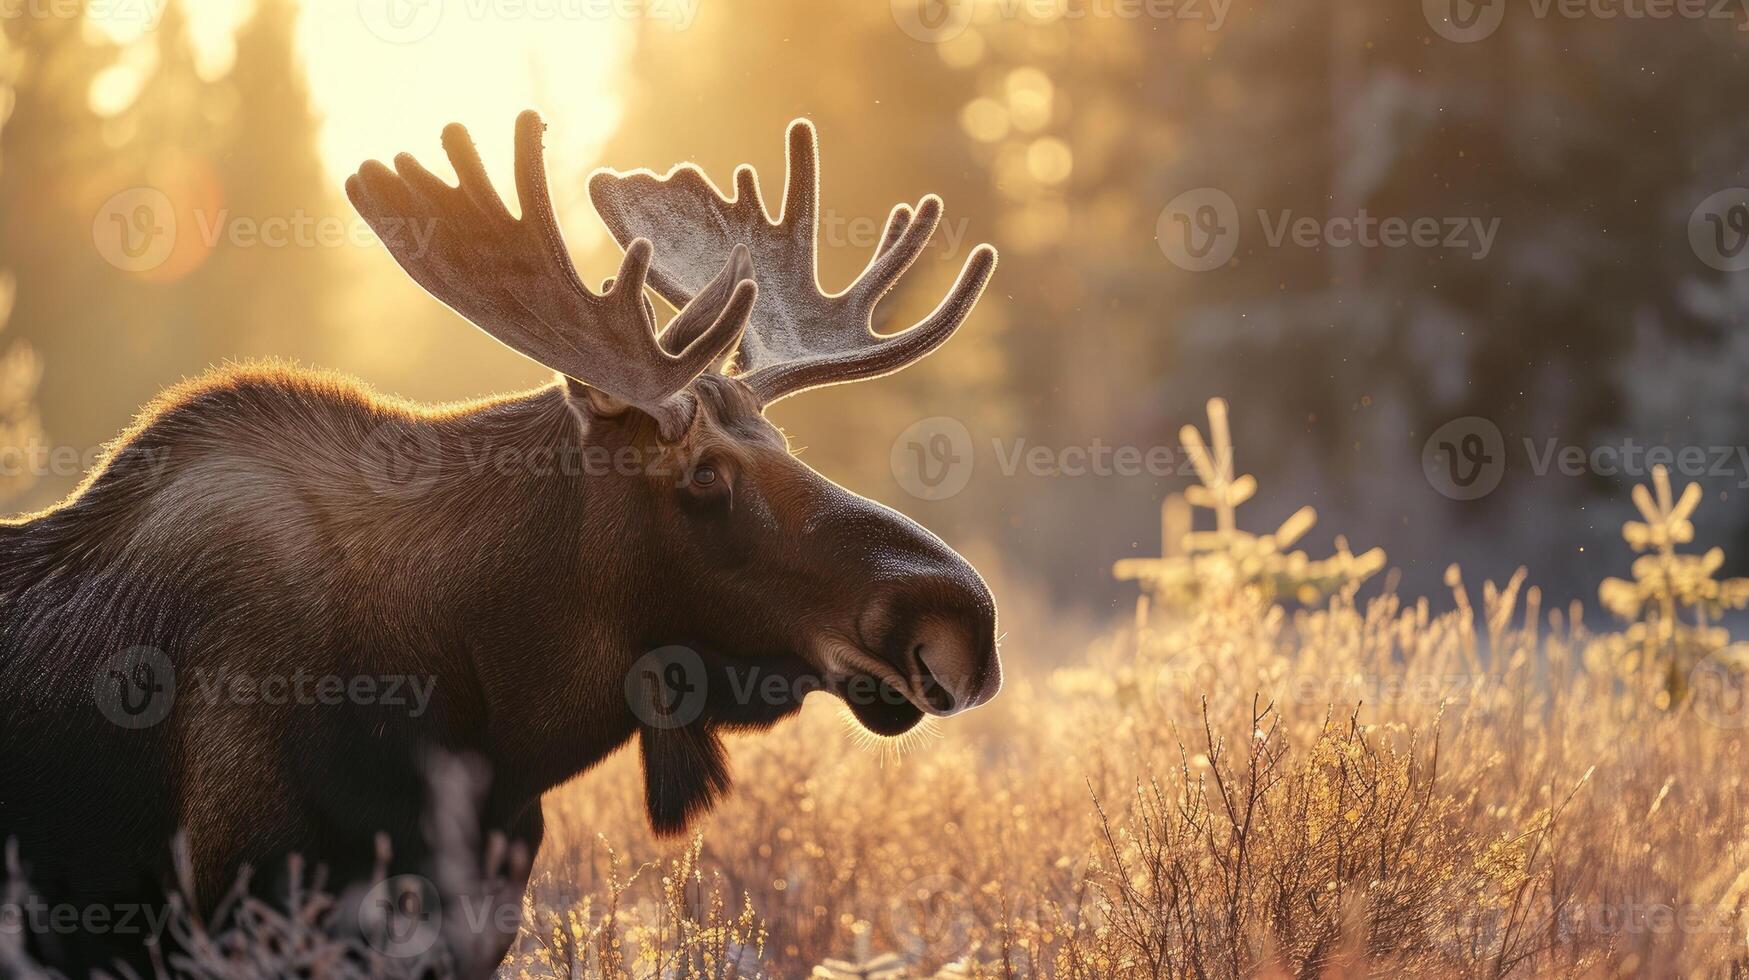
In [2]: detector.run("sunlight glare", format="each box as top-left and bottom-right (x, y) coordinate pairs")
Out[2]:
(300, 3), (631, 241)
(103, 1), (635, 241)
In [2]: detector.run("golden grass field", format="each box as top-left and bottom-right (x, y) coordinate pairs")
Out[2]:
(487, 403), (1749, 979)
(504, 567), (1749, 978)
(7, 402), (1746, 979)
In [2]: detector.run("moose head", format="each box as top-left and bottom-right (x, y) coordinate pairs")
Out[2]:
(346, 112), (1002, 830)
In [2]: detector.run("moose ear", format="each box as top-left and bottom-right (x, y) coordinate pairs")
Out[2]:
(562, 375), (626, 421)
(563, 375), (695, 443)
(638, 722), (731, 836)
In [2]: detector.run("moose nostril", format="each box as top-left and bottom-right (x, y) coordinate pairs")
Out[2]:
(911, 642), (960, 713)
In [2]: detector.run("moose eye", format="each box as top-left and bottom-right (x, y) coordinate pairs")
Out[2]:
(682, 461), (732, 507)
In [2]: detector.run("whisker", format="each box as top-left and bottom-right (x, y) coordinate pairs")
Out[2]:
(837, 707), (943, 767)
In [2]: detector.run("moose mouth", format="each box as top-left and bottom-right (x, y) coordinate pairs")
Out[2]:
(816, 640), (932, 736)
(832, 673), (926, 736)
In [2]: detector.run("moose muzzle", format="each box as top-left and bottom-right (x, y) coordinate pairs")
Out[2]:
(864, 570), (1001, 718)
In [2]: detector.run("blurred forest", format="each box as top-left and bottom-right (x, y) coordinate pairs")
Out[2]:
(2, 0), (1747, 611)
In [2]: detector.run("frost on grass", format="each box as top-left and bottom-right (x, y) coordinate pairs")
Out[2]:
(1588, 464), (1749, 704)
(1113, 398), (1387, 610)
(9, 400), (1749, 978)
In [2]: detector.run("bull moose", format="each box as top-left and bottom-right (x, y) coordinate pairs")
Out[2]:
(0, 112), (1000, 973)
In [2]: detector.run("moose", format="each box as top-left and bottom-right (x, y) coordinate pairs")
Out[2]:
(0, 112), (1000, 973)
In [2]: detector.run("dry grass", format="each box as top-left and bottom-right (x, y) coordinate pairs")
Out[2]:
(508, 569), (1747, 979)
(13, 558), (1749, 978)
(9, 407), (1749, 977)
(502, 434), (1749, 978)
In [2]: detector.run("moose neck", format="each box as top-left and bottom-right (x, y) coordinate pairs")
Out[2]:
(402, 382), (656, 804)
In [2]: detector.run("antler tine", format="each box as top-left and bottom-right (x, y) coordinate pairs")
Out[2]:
(733, 166), (766, 222)
(346, 111), (757, 440)
(780, 119), (820, 237)
(658, 243), (755, 358)
(748, 240), (998, 401)
(588, 117), (998, 407)
(877, 203), (916, 256)
(843, 195), (942, 312)
(437, 121), (513, 224)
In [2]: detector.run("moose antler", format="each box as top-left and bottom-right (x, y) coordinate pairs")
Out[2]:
(346, 111), (758, 439)
(588, 120), (997, 405)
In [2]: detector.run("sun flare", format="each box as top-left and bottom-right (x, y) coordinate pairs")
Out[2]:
(91, 0), (632, 237)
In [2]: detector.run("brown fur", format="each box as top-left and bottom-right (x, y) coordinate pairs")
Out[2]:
(0, 362), (998, 974)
